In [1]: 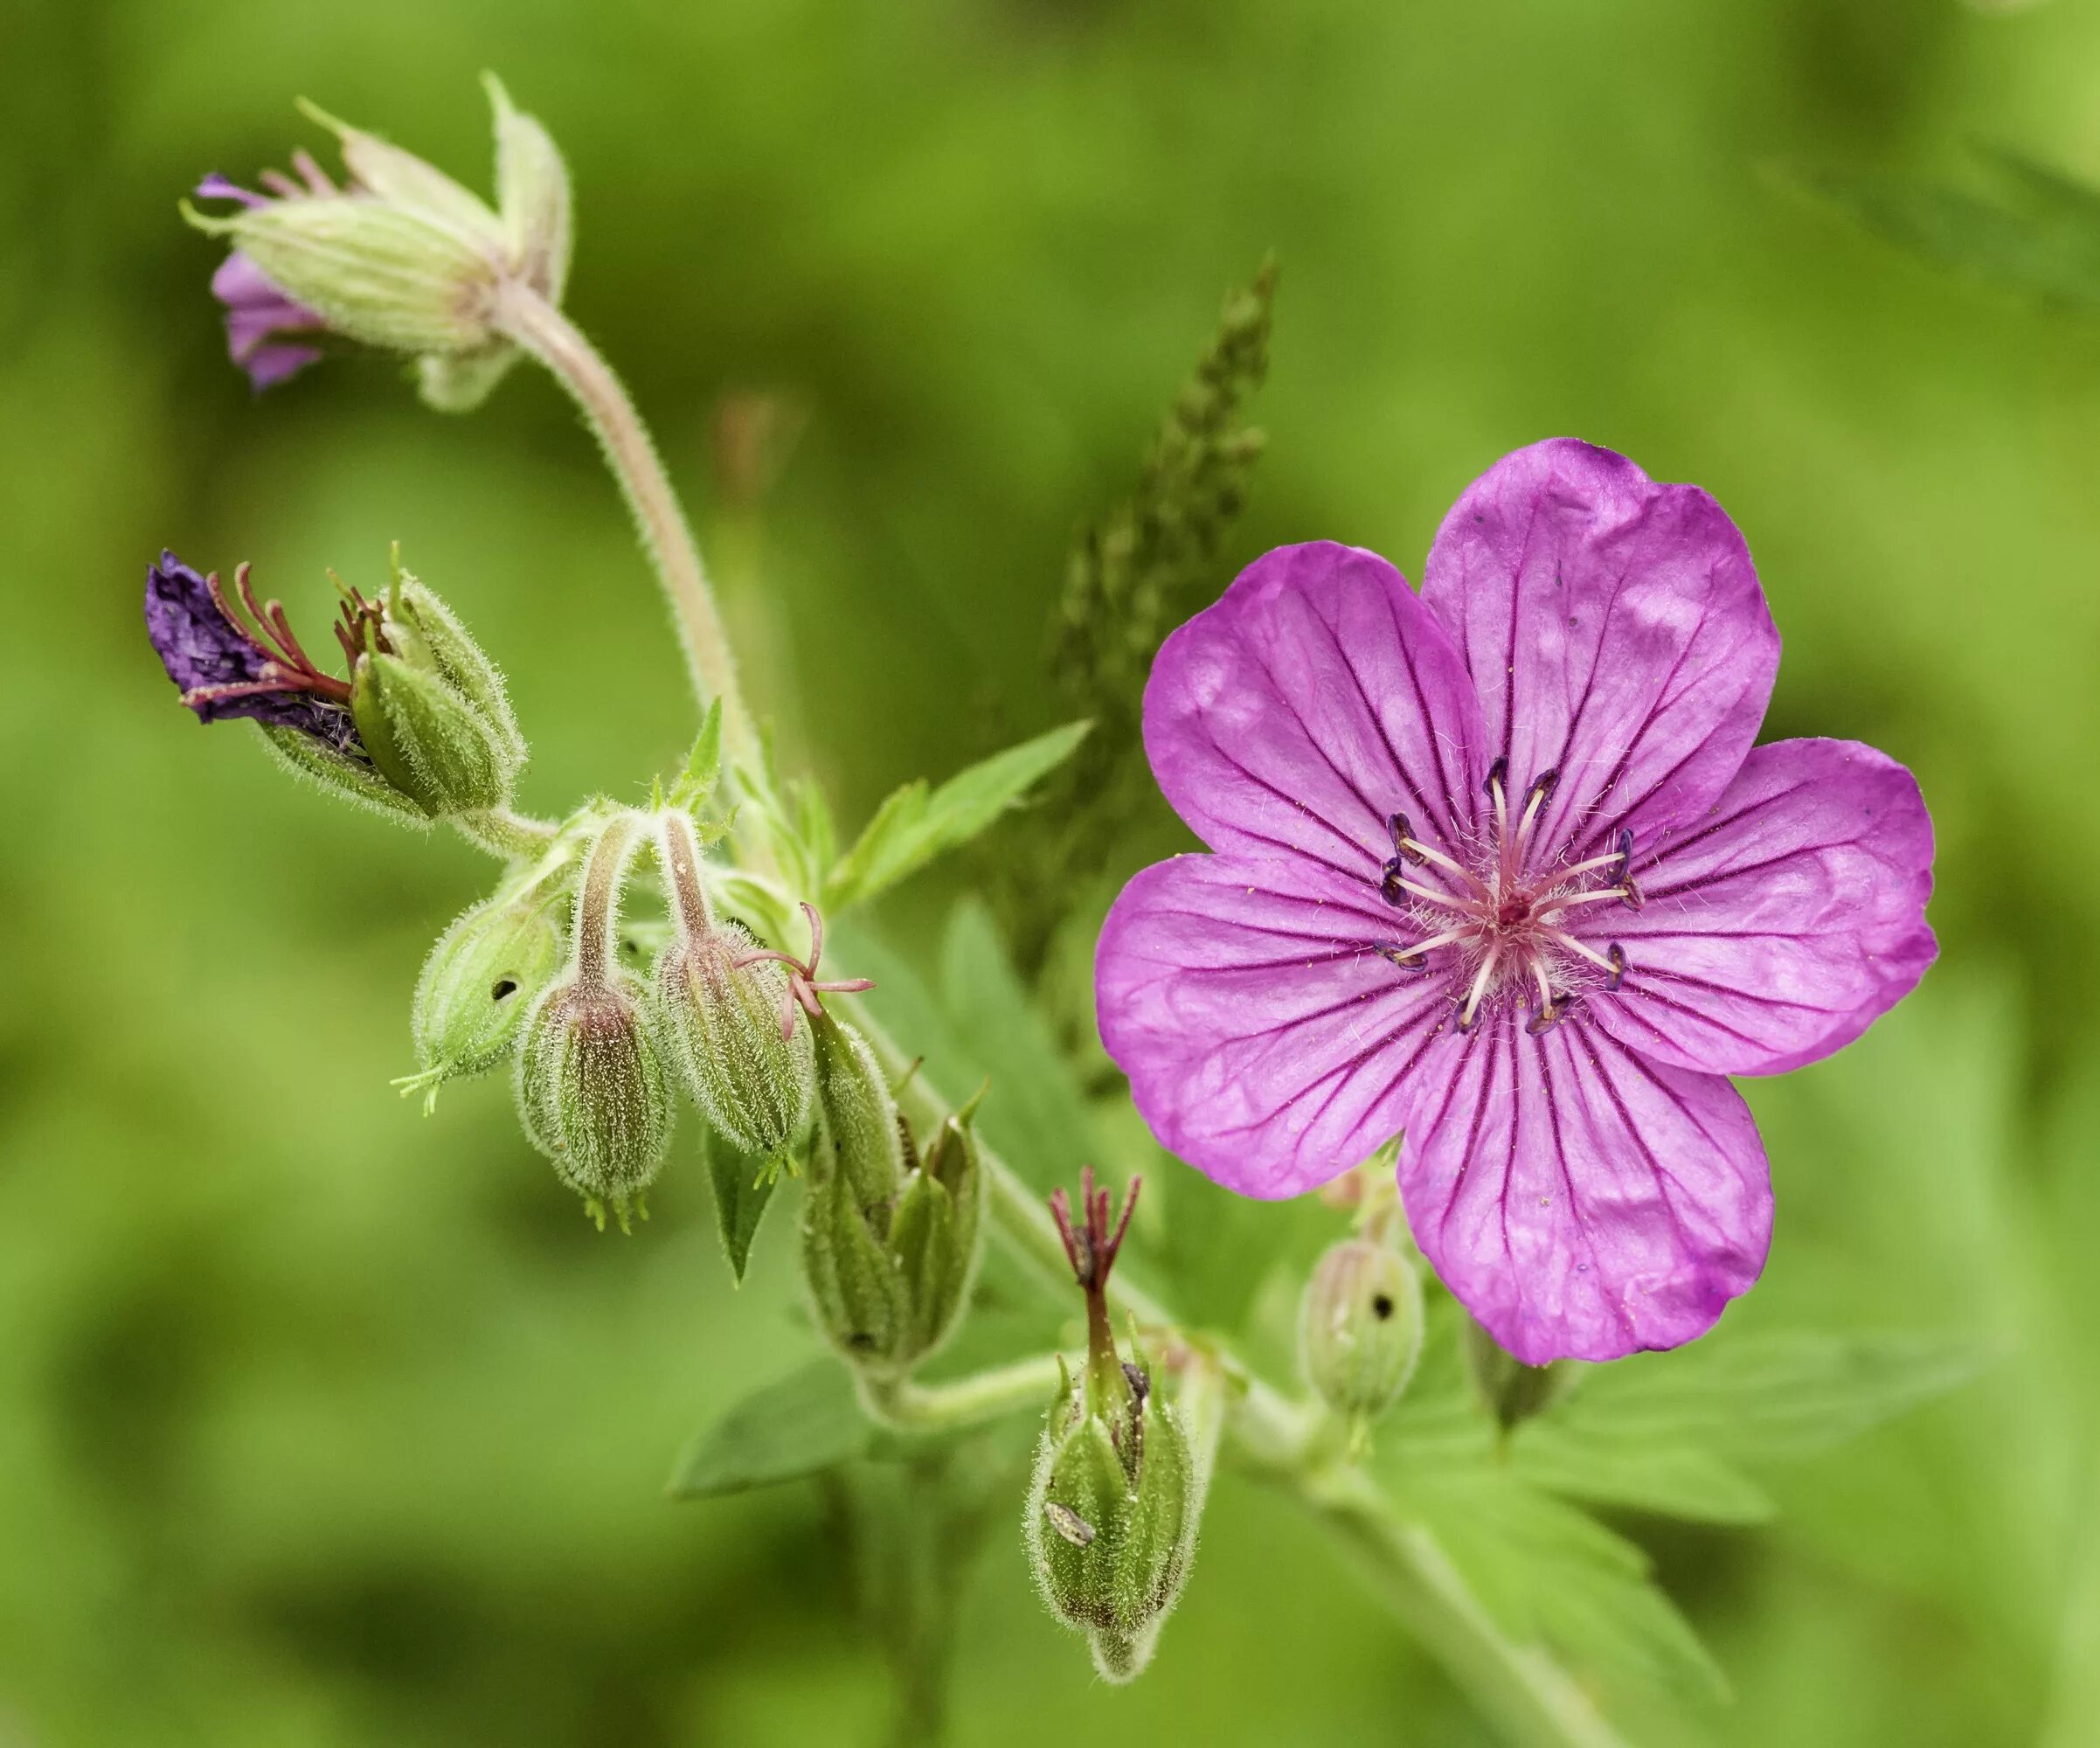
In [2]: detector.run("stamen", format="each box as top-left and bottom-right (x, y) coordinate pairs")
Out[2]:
(1530, 886), (1635, 920)
(1379, 861), (1474, 914)
(1604, 943), (1627, 993)
(1395, 829), (1485, 891)
(1373, 926), (1470, 970)
(1387, 813), (1425, 867)
(1456, 945), (1500, 1032)
(1484, 757), (1507, 833)
(1524, 993), (1570, 1037)
(1541, 929), (1621, 978)
(1613, 827), (1635, 884)
(1619, 877), (1646, 912)
(1554, 848), (1630, 882)
(1512, 767), (1558, 871)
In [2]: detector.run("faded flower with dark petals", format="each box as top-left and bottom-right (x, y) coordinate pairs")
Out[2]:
(144, 550), (361, 753)
(1095, 440), (1937, 1365)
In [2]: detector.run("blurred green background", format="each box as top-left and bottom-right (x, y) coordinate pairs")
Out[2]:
(4, 1), (2099, 1744)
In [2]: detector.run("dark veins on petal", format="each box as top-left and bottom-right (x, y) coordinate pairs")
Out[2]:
(143, 551), (363, 754)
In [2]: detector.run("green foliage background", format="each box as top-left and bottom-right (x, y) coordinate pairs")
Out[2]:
(3, 1), (2098, 1744)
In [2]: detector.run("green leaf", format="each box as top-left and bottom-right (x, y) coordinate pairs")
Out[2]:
(666, 700), (724, 812)
(937, 898), (1100, 1196)
(823, 721), (1091, 911)
(1513, 1428), (1778, 1525)
(668, 1359), (871, 1498)
(700, 1125), (781, 1283)
(1557, 1331), (1993, 1460)
(1799, 148), (2100, 309)
(1405, 1467), (1729, 1705)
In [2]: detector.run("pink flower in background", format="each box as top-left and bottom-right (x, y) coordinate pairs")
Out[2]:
(1095, 440), (1936, 1363)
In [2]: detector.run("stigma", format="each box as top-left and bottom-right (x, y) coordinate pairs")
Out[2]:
(1375, 766), (1633, 1035)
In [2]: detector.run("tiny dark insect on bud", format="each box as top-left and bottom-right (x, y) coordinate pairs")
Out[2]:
(400, 887), (565, 1107)
(1299, 1236), (1424, 1425)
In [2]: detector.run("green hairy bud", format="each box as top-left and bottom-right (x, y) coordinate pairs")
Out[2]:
(401, 886), (565, 1106)
(1299, 1236), (1424, 1428)
(800, 1016), (981, 1372)
(1025, 1171), (1207, 1682)
(651, 810), (815, 1155)
(514, 814), (672, 1226)
(347, 570), (525, 818)
(516, 975), (673, 1224)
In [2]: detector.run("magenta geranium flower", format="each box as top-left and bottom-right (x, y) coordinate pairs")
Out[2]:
(1095, 440), (1936, 1363)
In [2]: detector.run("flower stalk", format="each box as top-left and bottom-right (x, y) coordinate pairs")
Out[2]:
(491, 280), (755, 765)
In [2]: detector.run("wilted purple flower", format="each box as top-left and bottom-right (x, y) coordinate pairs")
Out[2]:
(196, 170), (330, 390)
(143, 551), (362, 754)
(1095, 440), (1936, 1363)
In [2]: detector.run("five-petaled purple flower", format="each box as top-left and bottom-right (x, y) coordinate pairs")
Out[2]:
(144, 551), (363, 754)
(1095, 440), (1936, 1363)
(196, 168), (331, 390)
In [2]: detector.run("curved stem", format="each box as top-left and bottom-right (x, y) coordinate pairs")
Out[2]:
(451, 806), (560, 860)
(856, 1355), (1064, 1431)
(493, 281), (755, 763)
(572, 812), (642, 987)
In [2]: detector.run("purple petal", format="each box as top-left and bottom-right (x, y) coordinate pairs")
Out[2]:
(1419, 440), (1778, 864)
(1141, 541), (1487, 881)
(1397, 1008), (1771, 1363)
(1579, 738), (1936, 1076)
(208, 252), (326, 391)
(1096, 852), (1451, 1197)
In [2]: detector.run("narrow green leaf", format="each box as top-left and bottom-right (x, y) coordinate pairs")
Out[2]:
(824, 721), (1092, 911)
(667, 699), (724, 811)
(701, 1124), (780, 1283)
(668, 1359), (871, 1498)
(1799, 154), (2100, 309)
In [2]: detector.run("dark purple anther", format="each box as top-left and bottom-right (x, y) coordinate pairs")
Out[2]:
(1604, 944), (1627, 993)
(1378, 859), (1410, 908)
(1373, 941), (1427, 971)
(144, 551), (362, 753)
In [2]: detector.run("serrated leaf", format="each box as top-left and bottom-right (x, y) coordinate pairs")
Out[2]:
(668, 1359), (871, 1498)
(700, 1124), (780, 1283)
(666, 700), (723, 812)
(1800, 150), (2100, 309)
(1404, 1467), (1729, 1704)
(824, 721), (1091, 911)
(1559, 1331), (1992, 1460)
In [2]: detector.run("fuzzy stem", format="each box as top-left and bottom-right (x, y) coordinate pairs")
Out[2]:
(656, 807), (713, 936)
(856, 1355), (1065, 1432)
(572, 812), (641, 988)
(493, 281), (754, 763)
(450, 806), (560, 860)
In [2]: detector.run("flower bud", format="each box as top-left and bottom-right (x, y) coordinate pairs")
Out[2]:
(346, 573), (524, 818)
(889, 1108), (983, 1361)
(402, 889), (565, 1106)
(651, 811), (815, 1155)
(1298, 1236), (1424, 1425)
(515, 973), (674, 1225)
(799, 1013), (909, 1366)
(1025, 1171), (1207, 1682)
(809, 1009), (904, 1215)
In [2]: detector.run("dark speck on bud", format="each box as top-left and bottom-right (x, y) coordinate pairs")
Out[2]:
(399, 884), (565, 1109)
(1299, 1236), (1424, 1431)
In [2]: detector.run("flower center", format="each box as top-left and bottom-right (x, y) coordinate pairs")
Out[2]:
(1375, 760), (1635, 1035)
